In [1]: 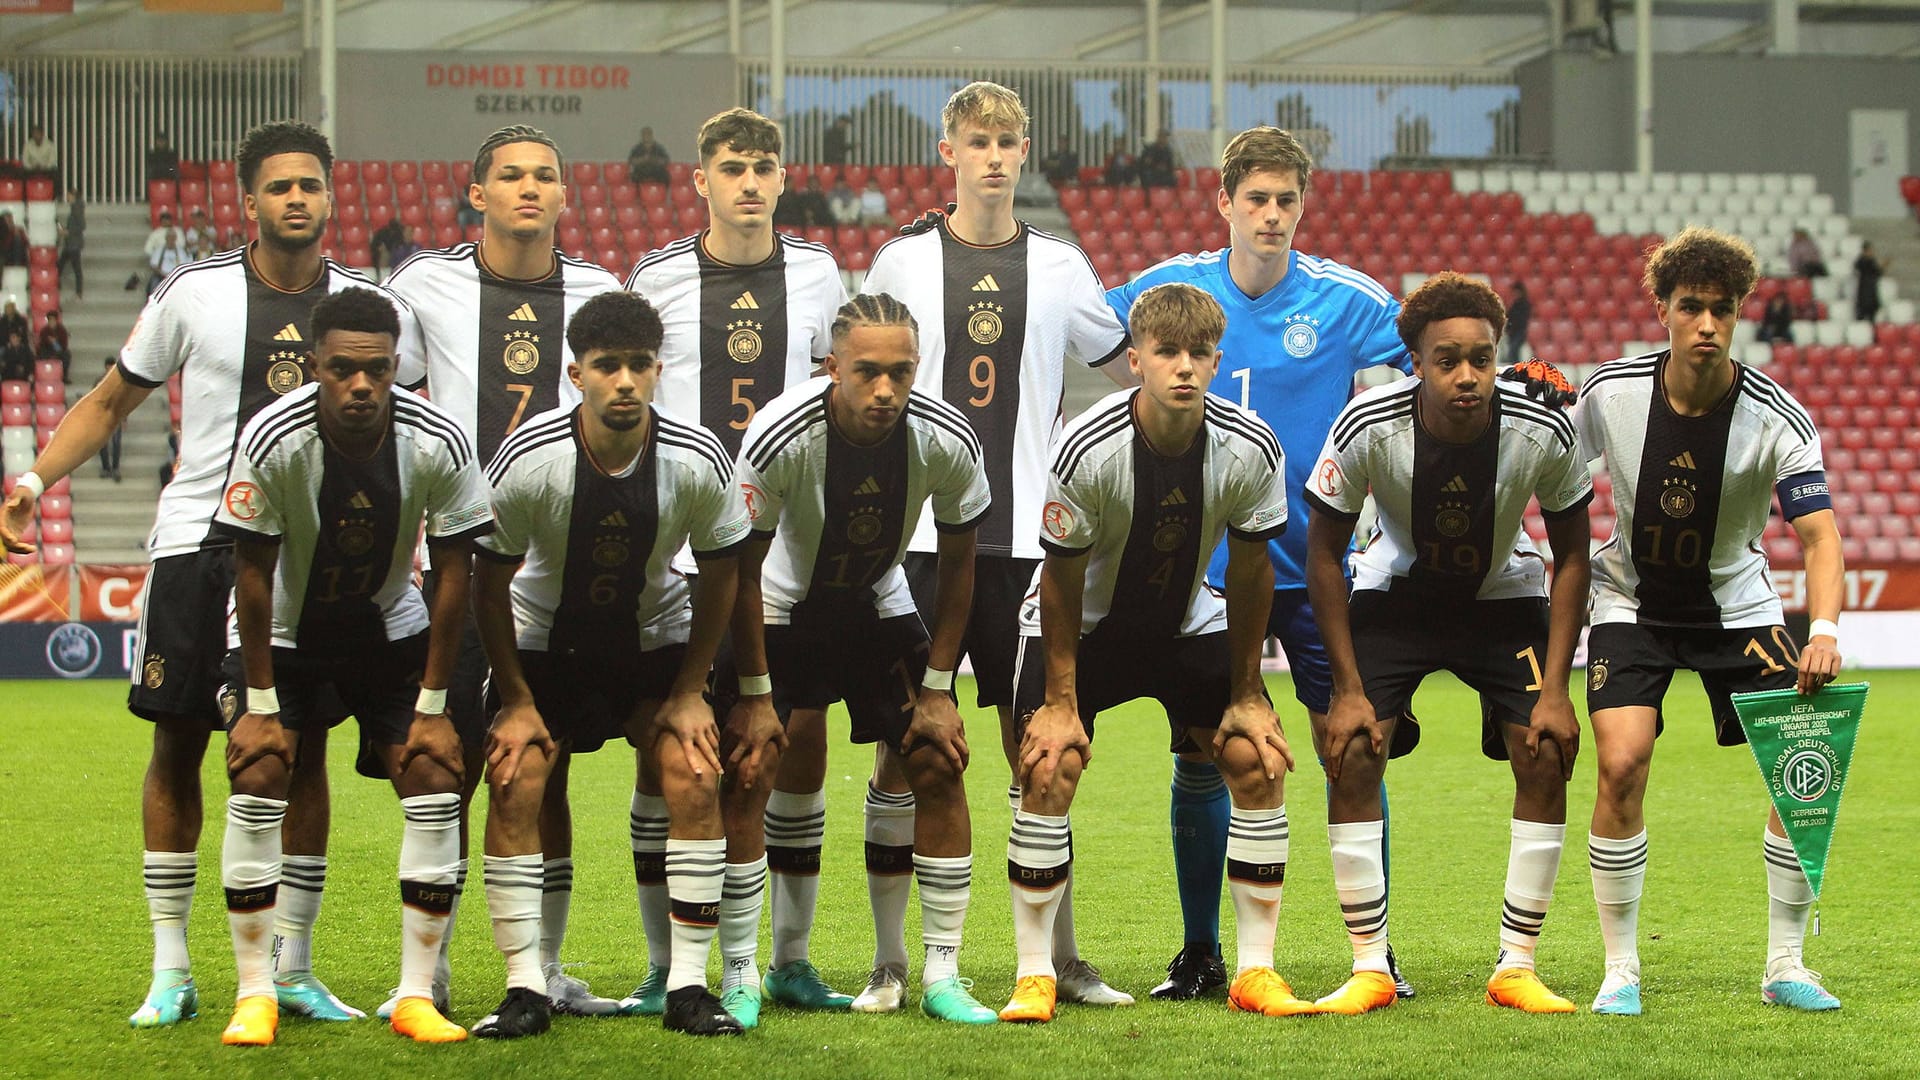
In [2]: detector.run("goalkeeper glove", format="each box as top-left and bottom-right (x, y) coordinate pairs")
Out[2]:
(1498, 357), (1578, 409)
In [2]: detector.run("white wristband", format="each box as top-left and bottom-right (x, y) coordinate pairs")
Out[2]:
(921, 667), (955, 692)
(15, 471), (46, 501)
(1808, 619), (1840, 644)
(247, 686), (280, 715)
(737, 672), (772, 696)
(416, 687), (448, 715)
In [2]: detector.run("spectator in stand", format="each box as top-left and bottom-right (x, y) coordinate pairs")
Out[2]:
(829, 178), (862, 225)
(0, 211), (24, 267)
(371, 215), (407, 276)
(626, 126), (671, 184)
(143, 211), (189, 296)
(184, 207), (216, 261)
(57, 188), (85, 299)
(0, 295), (27, 346)
(1757, 293), (1795, 344)
(21, 125), (58, 187)
(217, 224), (246, 251)
(1040, 135), (1080, 186)
(35, 309), (70, 383)
(1138, 128), (1179, 187)
(1104, 141), (1138, 186)
(1, 327), (32, 384)
(93, 358), (123, 482)
(144, 131), (180, 183)
(859, 176), (890, 226)
(822, 115), (854, 165)
(393, 226), (426, 267)
(1501, 280), (1533, 364)
(1787, 227), (1827, 278)
(775, 175), (833, 229)
(455, 187), (483, 229)
(159, 417), (181, 487)
(1854, 242), (1890, 322)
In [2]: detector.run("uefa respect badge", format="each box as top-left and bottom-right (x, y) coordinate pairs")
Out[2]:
(1730, 682), (1867, 899)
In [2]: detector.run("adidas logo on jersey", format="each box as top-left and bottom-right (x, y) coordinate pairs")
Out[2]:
(507, 303), (538, 322)
(1669, 451), (1697, 469)
(600, 510), (629, 527)
(1160, 487), (1188, 507)
(971, 274), (1000, 292)
(349, 490), (373, 509)
(854, 476), (882, 496)
(272, 323), (302, 342)
(731, 292), (760, 310)
(1442, 475), (1469, 493)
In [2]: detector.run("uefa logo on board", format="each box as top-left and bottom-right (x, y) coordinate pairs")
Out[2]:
(45, 623), (103, 680)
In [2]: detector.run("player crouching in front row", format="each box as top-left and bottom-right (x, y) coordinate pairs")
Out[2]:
(214, 288), (496, 1046)
(1304, 272), (1592, 1016)
(470, 291), (753, 1037)
(1004, 283), (1306, 1024)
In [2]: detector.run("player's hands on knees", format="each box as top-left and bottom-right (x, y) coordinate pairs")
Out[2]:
(904, 689), (970, 775)
(1018, 701), (1088, 796)
(400, 711), (466, 786)
(226, 711), (296, 780)
(1214, 697), (1294, 781)
(1797, 637), (1842, 694)
(1322, 691), (1383, 783)
(722, 695), (789, 790)
(1525, 690), (1581, 781)
(0, 490), (37, 555)
(657, 690), (724, 781)
(484, 700), (555, 790)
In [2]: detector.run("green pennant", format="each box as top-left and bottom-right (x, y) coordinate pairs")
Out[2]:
(1730, 682), (1867, 899)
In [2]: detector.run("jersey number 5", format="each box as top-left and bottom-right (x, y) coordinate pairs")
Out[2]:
(731, 378), (757, 430)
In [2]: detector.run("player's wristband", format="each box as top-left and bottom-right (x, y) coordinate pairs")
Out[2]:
(737, 672), (773, 696)
(416, 687), (448, 715)
(921, 667), (955, 692)
(246, 686), (280, 715)
(1808, 619), (1840, 644)
(14, 471), (46, 501)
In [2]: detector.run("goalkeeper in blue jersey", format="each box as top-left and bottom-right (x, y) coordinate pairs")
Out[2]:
(1105, 126), (1415, 1001)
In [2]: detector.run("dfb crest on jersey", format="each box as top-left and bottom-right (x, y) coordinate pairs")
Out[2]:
(1660, 479), (1697, 519)
(848, 512), (883, 546)
(266, 353), (306, 395)
(503, 329), (541, 375)
(1282, 313), (1320, 358)
(967, 302), (1004, 346)
(727, 319), (764, 363)
(1434, 501), (1472, 539)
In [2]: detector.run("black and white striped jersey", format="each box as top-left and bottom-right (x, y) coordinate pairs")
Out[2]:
(1308, 378), (1591, 601)
(118, 247), (425, 560)
(734, 375), (990, 625)
(626, 232), (845, 457)
(1574, 351), (1828, 629)
(476, 405), (751, 655)
(1024, 389), (1288, 640)
(213, 384), (493, 652)
(865, 221), (1127, 559)
(384, 243), (622, 464)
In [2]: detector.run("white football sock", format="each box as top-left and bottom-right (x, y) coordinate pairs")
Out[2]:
(271, 854), (325, 976)
(1497, 819), (1566, 971)
(223, 794), (286, 1000)
(630, 791), (670, 970)
(1008, 810), (1071, 979)
(485, 853), (547, 994)
(915, 854), (970, 986)
(1763, 827), (1814, 974)
(144, 850), (196, 973)
(664, 838), (726, 993)
(1226, 805), (1288, 976)
(1329, 819), (1389, 974)
(764, 788), (825, 969)
(864, 784), (915, 971)
(397, 793), (461, 1001)
(1589, 829), (1647, 975)
(539, 856), (572, 970)
(720, 857), (768, 993)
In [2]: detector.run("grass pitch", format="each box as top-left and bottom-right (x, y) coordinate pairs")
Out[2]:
(1, 670), (1914, 1078)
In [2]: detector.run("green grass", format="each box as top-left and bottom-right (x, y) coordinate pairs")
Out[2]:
(1, 670), (1915, 1078)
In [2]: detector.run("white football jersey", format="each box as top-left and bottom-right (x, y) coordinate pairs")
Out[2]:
(735, 376), (990, 624)
(1308, 378), (1591, 601)
(865, 221), (1127, 559)
(214, 385), (493, 650)
(1575, 352), (1827, 629)
(384, 243), (622, 464)
(1024, 389), (1288, 639)
(119, 247), (425, 560)
(627, 232), (845, 458)
(477, 405), (751, 654)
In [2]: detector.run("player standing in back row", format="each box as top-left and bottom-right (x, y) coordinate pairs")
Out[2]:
(0, 120), (419, 1030)
(863, 80), (1133, 1012)
(1105, 127), (1414, 999)
(1575, 227), (1844, 1015)
(626, 107), (851, 1019)
(385, 124), (624, 1018)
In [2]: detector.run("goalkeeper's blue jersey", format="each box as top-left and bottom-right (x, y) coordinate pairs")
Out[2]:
(1107, 248), (1412, 591)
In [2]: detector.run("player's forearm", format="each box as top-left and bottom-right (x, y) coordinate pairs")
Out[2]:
(234, 542), (279, 693)
(927, 530), (977, 672)
(1304, 519), (1364, 696)
(1540, 515), (1591, 694)
(1038, 554), (1086, 707)
(421, 542), (472, 691)
(729, 540), (773, 679)
(1794, 511), (1846, 627)
(1223, 542), (1276, 703)
(680, 557), (739, 697)
(27, 373), (152, 486)
(471, 559), (532, 706)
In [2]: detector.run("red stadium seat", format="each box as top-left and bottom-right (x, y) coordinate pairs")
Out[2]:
(390, 161), (418, 185)
(846, 249), (872, 272)
(1118, 187), (1146, 212)
(621, 226), (647, 254)
(1, 402), (26, 426)
(785, 164), (809, 188)
(638, 182), (669, 207)
(866, 226), (891, 251)
(420, 160), (448, 185)
(576, 184), (607, 207)
(434, 225), (460, 248)
(430, 202), (456, 227)
(331, 161), (358, 187)
(591, 225), (616, 251)
(843, 165), (870, 189)
(1058, 187), (1087, 213)
(872, 165), (900, 188)
(453, 160), (473, 188)
(836, 225), (864, 252)
(365, 181), (393, 207)
(39, 518), (71, 546)
(10, 379), (41, 406)
(210, 160), (236, 182)
(1088, 186), (1116, 212)
(804, 226), (833, 247)
(668, 163), (693, 187)
(644, 205), (671, 229)
(615, 204), (643, 230)
(33, 381), (63, 405)
(39, 493), (70, 520)
(676, 205), (705, 231)
(902, 165), (932, 189)
(395, 181), (423, 207)
(597, 249), (623, 274)
(584, 205), (611, 230)
(40, 542), (74, 567)
(399, 204), (426, 230)
(609, 182), (638, 208)
(360, 161), (388, 185)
